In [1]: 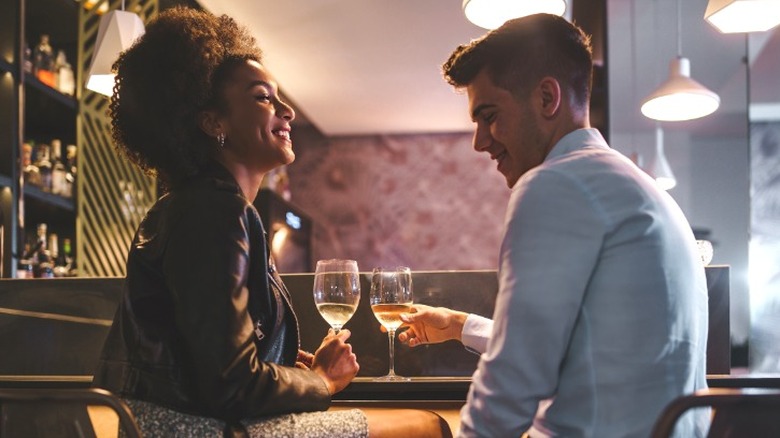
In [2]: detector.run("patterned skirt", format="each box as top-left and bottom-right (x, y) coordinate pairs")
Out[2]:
(123, 398), (369, 438)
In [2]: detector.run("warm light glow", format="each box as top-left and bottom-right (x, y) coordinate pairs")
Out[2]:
(462, 0), (566, 29)
(85, 74), (116, 97)
(271, 226), (290, 259)
(655, 177), (676, 191)
(641, 93), (721, 121)
(86, 10), (145, 97)
(705, 0), (780, 33)
(696, 240), (714, 265)
(641, 57), (720, 122)
(651, 125), (677, 191)
(83, 0), (109, 14)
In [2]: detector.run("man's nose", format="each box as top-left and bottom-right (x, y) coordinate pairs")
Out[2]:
(473, 123), (491, 152)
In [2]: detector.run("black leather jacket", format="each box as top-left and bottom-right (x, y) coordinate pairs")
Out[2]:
(93, 163), (330, 423)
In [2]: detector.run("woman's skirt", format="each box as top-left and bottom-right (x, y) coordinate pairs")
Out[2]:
(123, 398), (369, 438)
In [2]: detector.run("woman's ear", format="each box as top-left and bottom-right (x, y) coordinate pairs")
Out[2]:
(538, 77), (562, 119)
(198, 110), (223, 138)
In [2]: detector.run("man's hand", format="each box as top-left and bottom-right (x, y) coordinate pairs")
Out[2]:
(398, 304), (469, 347)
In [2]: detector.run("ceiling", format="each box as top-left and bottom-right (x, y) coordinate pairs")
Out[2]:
(195, 0), (502, 136)
(195, 0), (779, 137)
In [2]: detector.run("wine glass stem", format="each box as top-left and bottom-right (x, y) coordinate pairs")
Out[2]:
(387, 329), (396, 377)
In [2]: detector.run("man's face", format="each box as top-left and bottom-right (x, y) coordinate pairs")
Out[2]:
(466, 69), (546, 188)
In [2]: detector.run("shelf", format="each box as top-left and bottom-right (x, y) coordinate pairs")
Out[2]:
(0, 57), (14, 76)
(0, 174), (12, 188)
(24, 185), (74, 212)
(24, 78), (78, 143)
(24, 74), (77, 110)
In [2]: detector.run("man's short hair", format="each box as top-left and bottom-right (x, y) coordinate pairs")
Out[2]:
(443, 14), (593, 108)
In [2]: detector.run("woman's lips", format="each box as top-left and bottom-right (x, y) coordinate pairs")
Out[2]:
(272, 129), (291, 142)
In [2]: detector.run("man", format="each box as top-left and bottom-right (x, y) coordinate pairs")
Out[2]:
(399, 14), (709, 438)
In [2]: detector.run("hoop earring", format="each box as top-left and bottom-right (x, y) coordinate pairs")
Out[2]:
(217, 133), (225, 148)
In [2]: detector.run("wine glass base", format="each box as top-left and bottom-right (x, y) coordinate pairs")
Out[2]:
(372, 375), (411, 382)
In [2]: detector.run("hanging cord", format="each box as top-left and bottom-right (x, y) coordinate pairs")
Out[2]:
(676, 0), (682, 57)
(630, 0), (638, 162)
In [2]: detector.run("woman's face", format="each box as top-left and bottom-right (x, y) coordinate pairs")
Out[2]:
(217, 60), (295, 173)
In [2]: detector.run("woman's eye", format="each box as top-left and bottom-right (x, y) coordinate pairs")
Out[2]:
(483, 113), (496, 123)
(256, 94), (271, 102)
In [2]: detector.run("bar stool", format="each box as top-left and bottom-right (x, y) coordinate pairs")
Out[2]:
(0, 387), (141, 438)
(651, 387), (780, 438)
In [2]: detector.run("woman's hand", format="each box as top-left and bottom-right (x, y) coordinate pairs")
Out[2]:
(310, 329), (359, 395)
(398, 304), (469, 346)
(295, 349), (315, 369)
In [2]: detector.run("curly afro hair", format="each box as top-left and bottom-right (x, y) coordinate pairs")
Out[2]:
(109, 6), (262, 186)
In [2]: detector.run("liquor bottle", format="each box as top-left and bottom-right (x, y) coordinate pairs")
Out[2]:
(48, 233), (58, 264)
(0, 203), (3, 278)
(33, 34), (56, 87)
(49, 233), (66, 277)
(22, 142), (41, 187)
(55, 50), (75, 96)
(23, 43), (33, 74)
(36, 143), (53, 192)
(51, 139), (67, 195)
(16, 258), (34, 278)
(64, 144), (77, 197)
(62, 238), (75, 276)
(37, 224), (54, 278)
(31, 223), (53, 278)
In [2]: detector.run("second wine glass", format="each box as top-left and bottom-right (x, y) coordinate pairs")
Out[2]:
(313, 259), (361, 334)
(370, 266), (413, 381)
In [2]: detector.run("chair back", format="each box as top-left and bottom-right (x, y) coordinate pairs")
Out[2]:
(0, 387), (141, 438)
(651, 387), (780, 438)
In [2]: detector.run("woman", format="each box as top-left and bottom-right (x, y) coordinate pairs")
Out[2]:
(93, 7), (450, 437)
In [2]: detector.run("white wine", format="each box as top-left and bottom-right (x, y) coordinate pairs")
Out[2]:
(371, 303), (412, 331)
(312, 266), (360, 332)
(316, 303), (357, 329)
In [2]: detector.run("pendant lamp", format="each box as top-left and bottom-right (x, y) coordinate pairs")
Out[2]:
(85, 8), (145, 96)
(462, 0), (567, 29)
(641, 0), (720, 122)
(705, 0), (780, 33)
(650, 124), (677, 191)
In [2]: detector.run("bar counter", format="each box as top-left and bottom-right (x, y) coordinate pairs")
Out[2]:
(0, 268), (767, 392)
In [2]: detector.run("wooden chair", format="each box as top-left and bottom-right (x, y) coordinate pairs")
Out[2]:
(0, 387), (141, 438)
(651, 387), (780, 438)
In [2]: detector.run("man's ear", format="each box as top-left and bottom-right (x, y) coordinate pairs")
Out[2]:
(198, 110), (223, 138)
(538, 77), (561, 119)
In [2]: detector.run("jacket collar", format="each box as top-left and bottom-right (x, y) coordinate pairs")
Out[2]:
(186, 160), (245, 198)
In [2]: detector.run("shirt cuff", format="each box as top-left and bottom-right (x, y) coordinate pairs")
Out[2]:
(461, 313), (492, 355)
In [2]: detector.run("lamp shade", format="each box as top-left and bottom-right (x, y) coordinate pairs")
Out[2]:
(462, 0), (566, 29)
(641, 57), (720, 122)
(650, 125), (676, 191)
(705, 0), (780, 33)
(85, 10), (145, 96)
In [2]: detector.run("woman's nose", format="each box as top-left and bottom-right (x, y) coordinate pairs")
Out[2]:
(277, 99), (295, 121)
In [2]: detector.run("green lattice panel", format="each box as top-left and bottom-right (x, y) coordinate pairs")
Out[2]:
(77, 0), (158, 277)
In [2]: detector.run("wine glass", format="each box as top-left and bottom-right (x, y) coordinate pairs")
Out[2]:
(370, 266), (413, 381)
(313, 259), (360, 334)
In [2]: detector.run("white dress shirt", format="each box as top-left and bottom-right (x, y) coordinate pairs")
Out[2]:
(458, 128), (709, 438)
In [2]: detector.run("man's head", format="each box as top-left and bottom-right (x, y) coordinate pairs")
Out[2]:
(444, 13), (592, 109)
(443, 14), (593, 187)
